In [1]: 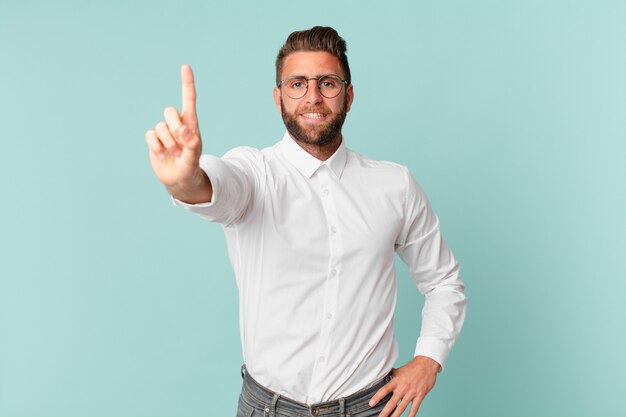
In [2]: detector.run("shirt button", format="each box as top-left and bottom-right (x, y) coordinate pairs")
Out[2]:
(330, 226), (337, 234)
(326, 313), (333, 319)
(319, 356), (325, 362)
(322, 189), (329, 196)
(330, 269), (337, 276)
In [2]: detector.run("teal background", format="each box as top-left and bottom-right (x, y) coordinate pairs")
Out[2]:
(1, 1), (624, 416)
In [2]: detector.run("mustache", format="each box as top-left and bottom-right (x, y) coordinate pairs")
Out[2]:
(297, 106), (332, 114)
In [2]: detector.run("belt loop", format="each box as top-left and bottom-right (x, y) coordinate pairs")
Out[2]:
(241, 364), (247, 379)
(339, 398), (345, 417)
(270, 393), (280, 417)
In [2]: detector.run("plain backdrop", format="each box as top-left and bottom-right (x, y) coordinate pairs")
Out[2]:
(1, 1), (624, 416)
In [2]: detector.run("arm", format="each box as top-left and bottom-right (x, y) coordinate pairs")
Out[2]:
(371, 169), (467, 417)
(145, 64), (212, 204)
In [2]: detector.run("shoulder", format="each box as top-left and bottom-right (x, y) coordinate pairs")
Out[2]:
(210, 145), (268, 172)
(346, 148), (412, 180)
(345, 148), (428, 202)
(220, 141), (283, 162)
(222, 145), (263, 161)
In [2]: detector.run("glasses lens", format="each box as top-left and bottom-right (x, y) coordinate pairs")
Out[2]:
(281, 75), (345, 99)
(318, 75), (344, 98)
(283, 77), (308, 99)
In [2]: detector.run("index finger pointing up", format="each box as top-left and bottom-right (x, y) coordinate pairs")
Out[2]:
(181, 64), (197, 123)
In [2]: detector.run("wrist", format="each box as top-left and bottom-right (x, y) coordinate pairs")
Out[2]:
(414, 355), (442, 373)
(167, 169), (212, 204)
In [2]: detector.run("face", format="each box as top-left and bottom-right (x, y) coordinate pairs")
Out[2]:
(274, 51), (354, 147)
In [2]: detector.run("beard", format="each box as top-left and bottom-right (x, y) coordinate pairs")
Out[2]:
(281, 96), (348, 147)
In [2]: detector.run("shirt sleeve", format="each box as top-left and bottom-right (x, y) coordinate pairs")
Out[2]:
(172, 147), (264, 227)
(395, 168), (467, 371)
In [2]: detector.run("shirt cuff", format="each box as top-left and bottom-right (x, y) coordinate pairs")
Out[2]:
(170, 194), (214, 208)
(414, 336), (450, 372)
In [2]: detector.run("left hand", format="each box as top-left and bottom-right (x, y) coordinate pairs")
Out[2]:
(369, 356), (441, 417)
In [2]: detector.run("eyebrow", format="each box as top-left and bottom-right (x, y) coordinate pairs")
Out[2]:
(285, 73), (340, 80)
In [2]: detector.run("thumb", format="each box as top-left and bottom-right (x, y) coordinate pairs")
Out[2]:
(178, 125), (202, 153)
(180, 125), (192, 142)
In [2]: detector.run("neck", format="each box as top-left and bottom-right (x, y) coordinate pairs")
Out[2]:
(289, 133), (342, 161)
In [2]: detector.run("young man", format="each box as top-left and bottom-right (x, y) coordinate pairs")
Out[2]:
(145, 26), (466, 417)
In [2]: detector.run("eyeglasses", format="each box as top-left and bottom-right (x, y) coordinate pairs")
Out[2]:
(278, 74), (349, 99)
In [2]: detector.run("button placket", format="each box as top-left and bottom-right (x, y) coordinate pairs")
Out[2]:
(316, 216), (336, 343)
(319, 170), (342, 337)
(309, 166), (343, 401)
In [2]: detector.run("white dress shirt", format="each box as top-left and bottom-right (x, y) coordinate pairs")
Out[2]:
(174, 132), (467, 404)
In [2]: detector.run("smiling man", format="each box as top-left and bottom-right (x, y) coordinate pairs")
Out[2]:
(275, 50), (352, 158)
(145, 26), (466, 417)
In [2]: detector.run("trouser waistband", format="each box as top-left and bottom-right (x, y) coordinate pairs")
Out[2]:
(239, 365), (393, 417)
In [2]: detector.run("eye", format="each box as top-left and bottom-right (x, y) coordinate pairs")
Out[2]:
(288, 79), (307, 89)
(319, 78), (338, 88)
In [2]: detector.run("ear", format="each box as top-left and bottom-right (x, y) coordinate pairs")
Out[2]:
(345, 84), (354, 113)
(273, 87), (282, 113)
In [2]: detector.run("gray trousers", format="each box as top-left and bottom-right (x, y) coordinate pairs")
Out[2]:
(236, 365), (394, 417)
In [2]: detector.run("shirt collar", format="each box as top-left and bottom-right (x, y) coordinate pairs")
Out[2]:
(277, 131), (347, 179)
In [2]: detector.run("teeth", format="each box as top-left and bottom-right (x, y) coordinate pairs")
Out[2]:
(302, 113), (326, 119)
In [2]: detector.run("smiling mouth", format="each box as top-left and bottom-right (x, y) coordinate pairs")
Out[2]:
(301, 112), (327, 119)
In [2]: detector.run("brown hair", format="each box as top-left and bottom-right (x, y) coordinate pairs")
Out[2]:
(275, 26), (351, 86)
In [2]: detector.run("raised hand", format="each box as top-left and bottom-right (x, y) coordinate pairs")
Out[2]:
(145, 64), (212, 203)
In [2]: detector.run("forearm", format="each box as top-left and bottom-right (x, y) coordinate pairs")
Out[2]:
(415, 283), (467, 368)
(172, 152), (259, 226)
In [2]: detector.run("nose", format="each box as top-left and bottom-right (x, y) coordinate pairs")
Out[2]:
(304, 80), (323, 104)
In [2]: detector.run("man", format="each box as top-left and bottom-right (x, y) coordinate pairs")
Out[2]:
(145, 26), (466, 417)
